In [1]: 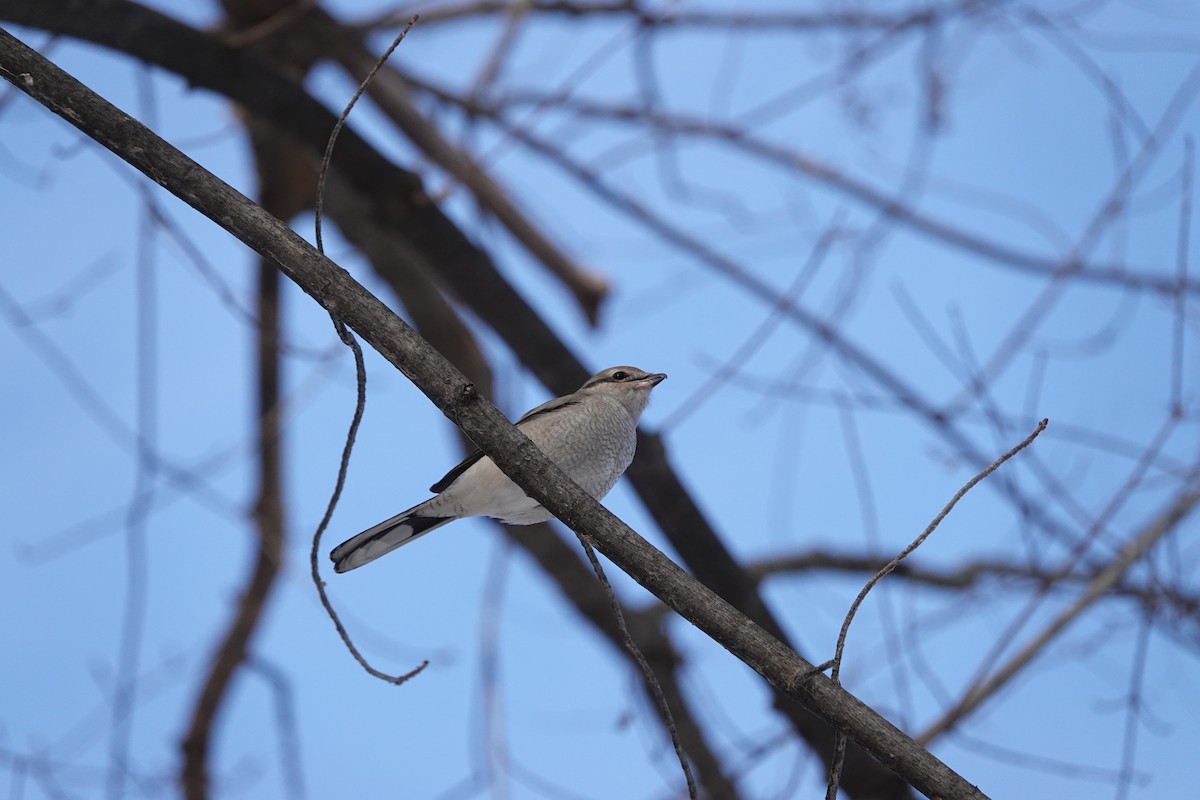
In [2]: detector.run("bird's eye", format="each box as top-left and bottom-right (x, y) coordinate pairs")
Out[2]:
(612, 370), (629, 381)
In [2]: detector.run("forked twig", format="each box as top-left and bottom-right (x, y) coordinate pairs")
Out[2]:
(823, 418), (1049, 797)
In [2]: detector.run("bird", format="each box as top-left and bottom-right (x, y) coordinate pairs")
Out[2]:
(329, 366), (667, 573)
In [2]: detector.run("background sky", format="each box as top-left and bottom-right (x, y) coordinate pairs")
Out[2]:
(3, 1), (1200, 798)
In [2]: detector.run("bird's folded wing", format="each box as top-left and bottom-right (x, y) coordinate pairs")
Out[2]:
(515, 395), (581, 425)
(428, 397), (582, 492)
(430, 449), (485, 492)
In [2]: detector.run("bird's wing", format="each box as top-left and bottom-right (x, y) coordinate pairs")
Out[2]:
(515, 395), (581, 425)
(428, 396), (582, 493)
(429, 448), (486, 493)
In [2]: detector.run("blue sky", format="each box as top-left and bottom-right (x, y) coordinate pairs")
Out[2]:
(3, 2), (1200, 798)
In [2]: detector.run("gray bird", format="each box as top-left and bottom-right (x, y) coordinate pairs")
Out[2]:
(330, 366), (666, 572)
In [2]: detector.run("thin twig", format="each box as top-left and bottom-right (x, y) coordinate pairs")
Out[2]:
(824, 418), (1049, 797)
(309, 319), (426, 684)
(309, 16), (426, 684)
(314, 15), (418, 254)
(574, 536), (698, 799)
(828, 417), (1049, 667)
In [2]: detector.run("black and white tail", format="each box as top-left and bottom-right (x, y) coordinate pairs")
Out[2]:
(329, 506), (453, 572)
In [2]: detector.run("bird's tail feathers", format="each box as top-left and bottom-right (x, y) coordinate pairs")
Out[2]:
(330, 506), (453, 572)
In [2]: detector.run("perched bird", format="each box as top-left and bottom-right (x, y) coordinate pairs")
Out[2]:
(330, 366), (667, 573)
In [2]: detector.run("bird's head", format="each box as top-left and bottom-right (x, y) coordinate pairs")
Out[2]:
(580, 366), (667, 418)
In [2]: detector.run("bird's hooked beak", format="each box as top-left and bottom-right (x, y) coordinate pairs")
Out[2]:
(637, 373), (667, 390)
